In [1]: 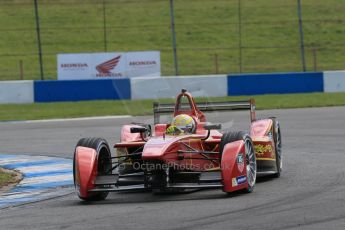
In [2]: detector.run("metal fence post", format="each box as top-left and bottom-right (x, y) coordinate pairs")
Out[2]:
(169, 0), (179, 75)
(103, 0), (108, 52)
(34, 0), (44, 80)
(238, 0), (242, 73)
(312, 48), (317, 71)
(297, 0), (306, 72)
(214, 53), (219, 74)
(19, 60), (24, 80)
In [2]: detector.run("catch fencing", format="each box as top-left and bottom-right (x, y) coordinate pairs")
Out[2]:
(0, 0), (344, 80)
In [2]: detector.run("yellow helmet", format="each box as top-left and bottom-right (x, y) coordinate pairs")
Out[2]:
(171, 114), (195, 134)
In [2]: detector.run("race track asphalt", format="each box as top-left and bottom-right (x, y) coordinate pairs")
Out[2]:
(0, 107), (344, 230)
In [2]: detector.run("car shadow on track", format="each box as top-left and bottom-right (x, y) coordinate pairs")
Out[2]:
(65, 175), (278, 206)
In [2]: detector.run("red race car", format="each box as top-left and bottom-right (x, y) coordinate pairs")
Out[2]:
(73, 89), (282, 201)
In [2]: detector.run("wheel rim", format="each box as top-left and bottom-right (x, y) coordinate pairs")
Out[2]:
(245, 139), (256, 188)
(275, 123), (282, 170)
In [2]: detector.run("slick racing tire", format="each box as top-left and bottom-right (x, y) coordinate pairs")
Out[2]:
(220, 131), (257, 193)
(73, 137), (112, 201)
(272, 119), (282, 178)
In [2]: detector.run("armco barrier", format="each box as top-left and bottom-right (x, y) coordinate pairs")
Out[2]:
(228, 72), (324, 96)
(131, 75), (228, 99)
(34, 79), (130, 102)
(0, 81), (34, 104)
(323, 71), (345, 93)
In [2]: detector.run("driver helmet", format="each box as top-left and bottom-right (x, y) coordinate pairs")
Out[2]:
(170, 114), (196, 134)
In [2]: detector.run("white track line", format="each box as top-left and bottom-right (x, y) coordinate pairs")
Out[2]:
(20, 174), (73, 185)
(3, 115), (132, 124)
(17, 164), (72, 174)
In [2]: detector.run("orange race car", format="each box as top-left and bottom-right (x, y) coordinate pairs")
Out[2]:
(73, 89), (282, 201)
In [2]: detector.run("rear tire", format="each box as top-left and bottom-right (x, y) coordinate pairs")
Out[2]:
(220, 131), (246, 157)
(220, 131), (256, 193)
(73, 137), (112, 201)
(272, 119), (282, 178)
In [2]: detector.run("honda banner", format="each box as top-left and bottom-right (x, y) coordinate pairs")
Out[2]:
(57, 51), (160, 80)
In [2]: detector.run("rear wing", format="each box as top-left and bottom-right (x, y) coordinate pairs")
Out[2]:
(153, 99), (256, 124)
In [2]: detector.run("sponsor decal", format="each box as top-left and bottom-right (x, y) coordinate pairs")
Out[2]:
(232, 175), (247, 187)
(58, 51), (160, 80)
(268, 131), (273, 141)
(236, 175), (247, 185)
(60, 63), (88, 69)
(254, 144), (274, 158)
(232, 178), (238, 187)
(236, 153), (244, 173)
(237, 154), (244, 163)
(96, 55), (122, 77)
(129, 60), (157, 66)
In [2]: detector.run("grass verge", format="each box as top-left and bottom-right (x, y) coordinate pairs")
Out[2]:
(0, 92), (345, 121)
(0, 168), (20, 189)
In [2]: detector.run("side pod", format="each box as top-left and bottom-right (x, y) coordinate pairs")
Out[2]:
(74, 146), (98, 199)
(221, 140), (248, 193)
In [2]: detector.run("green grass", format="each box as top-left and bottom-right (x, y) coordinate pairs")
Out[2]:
(0, 0), (344, 80)
(1, 92), (345, 121)
(0, 168), (16, 188)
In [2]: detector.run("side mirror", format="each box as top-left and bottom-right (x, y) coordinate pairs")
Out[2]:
(203, 123), (222, 131)
(130, 127), (148, 133)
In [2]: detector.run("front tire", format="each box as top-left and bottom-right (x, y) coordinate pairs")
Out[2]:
(220, 131), (257, 193)
(244, 136), (256, 192)
(73, 137), (112, 201)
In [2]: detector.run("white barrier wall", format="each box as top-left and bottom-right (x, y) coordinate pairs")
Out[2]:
(324, 71), (345, 92)
(131, 75), (228, 99)
(1, 71), (345, 104)
(0, 81), (34, 104)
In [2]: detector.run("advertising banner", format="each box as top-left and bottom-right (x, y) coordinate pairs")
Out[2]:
(57, 51), (160, 80)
